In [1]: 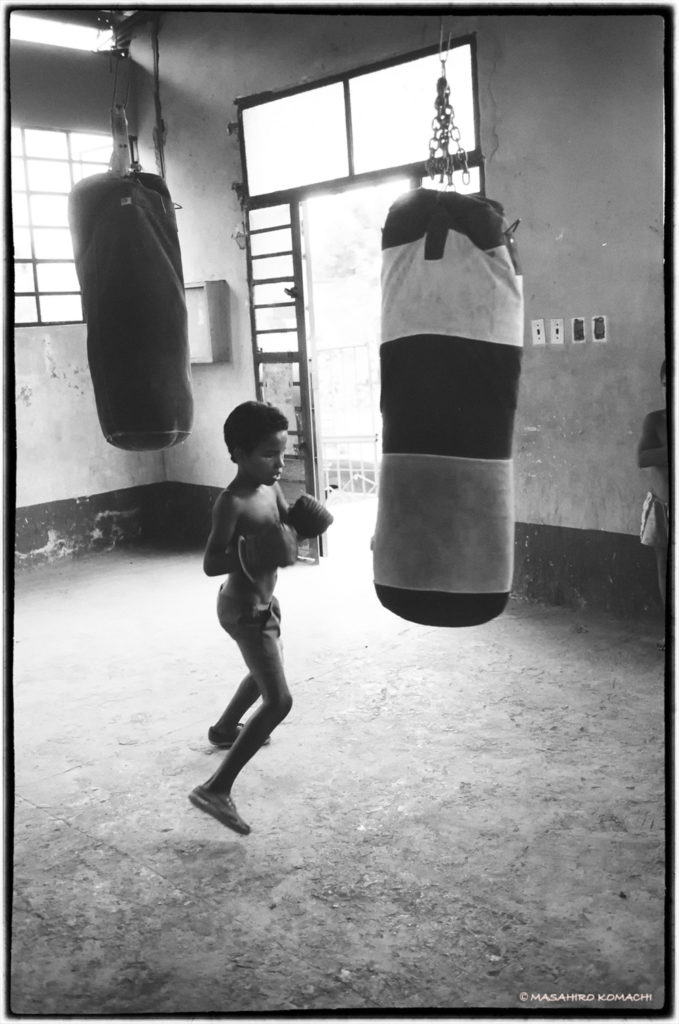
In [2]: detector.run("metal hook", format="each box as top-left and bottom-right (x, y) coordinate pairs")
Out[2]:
(110, 51), (130, 110)
(439, 23), (451, 65)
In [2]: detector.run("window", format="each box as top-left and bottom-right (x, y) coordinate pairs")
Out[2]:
(11, 126), (111, 325)
(349, 46), (475, 175)
(10, 12), (114, 52)
(238, 37), (480, 203)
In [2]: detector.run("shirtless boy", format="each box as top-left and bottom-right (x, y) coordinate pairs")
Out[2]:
(189, 401), (298, 835)
(637, 360), (669, 609)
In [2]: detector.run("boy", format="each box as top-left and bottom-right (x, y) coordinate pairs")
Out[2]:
(189, 401), (298, 835)
(637, 360), (669, 610)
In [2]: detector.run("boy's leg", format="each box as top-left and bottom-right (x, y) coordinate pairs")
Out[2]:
(190, 602), (289, 833)
(210, 673), (260, 744)
(205, 603), (290, 795)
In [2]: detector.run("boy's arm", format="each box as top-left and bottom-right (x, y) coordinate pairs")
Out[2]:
(637, 412), (668, 469)
(274, 482), (291, 523)
(203, 491), (242, 577)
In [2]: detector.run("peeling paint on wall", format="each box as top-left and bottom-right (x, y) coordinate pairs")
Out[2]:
(15, 492), (145, 568)
(15, 528), (75, 565)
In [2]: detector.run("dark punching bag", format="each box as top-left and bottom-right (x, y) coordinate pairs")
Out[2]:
(373, 188), (523, 627)
(68, 171), (193, 451)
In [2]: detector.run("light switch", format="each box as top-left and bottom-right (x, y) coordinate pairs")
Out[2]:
(549, 318), (564, 345)
(531, 319), (545, 345)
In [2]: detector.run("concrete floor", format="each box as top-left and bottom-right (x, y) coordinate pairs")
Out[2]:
(11, 498), (668, 1014)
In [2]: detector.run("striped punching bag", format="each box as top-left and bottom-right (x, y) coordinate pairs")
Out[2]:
(373, 188), (523, 627)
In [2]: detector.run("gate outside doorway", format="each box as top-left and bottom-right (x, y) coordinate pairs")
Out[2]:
(315, 344), (380, 500)
(303, 180), (411, 505)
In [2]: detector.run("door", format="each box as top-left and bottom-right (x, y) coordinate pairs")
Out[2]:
(301, 179), (414, 506)
(246, 200), (324, 561)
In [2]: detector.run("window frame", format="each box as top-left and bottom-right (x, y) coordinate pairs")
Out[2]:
(11, 125), (111, 328)
(235, 34), (482, 209)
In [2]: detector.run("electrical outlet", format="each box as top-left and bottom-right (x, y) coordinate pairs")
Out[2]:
(549, 318), (564, 345)
(572, 317), (586, 344)
(531, 319), (545, 346)
(592, 315), (607, 343)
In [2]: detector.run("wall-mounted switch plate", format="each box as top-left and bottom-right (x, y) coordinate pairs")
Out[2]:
(531, 318), (546, 345)
(571, 317), (586, 344)
(592, 315), (607, 343)
(549, 318), (564, 345)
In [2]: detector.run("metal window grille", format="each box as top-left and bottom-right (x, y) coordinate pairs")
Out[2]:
(11, 126), (111, 326)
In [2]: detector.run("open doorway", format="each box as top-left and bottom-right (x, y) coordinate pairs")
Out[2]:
(302, 179), (411, 555)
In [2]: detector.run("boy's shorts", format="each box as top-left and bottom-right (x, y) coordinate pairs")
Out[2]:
(216, 589), (285, 688)
(640, 491), (669, 548)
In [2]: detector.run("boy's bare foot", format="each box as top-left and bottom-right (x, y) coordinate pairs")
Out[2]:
(208, 723), (271, 748)
(189, 785), (251, 835)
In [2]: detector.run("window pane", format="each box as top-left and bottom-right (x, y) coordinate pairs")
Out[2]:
(72, 162), (108, 184)
(243, 84), (348, 195)
(30, 193), (69, 226)
(11, 127), (23, 156)
(12, 192), (29, 226)
(255, 306), (297, 332)
(253, 282), (294, 305)
(11, 14), (112, 52)
(39, 293), (82, 322)
(421, 165), (481, 195)
(251, 255), (294, 280)
(350, 46), (475, 174)
(68, 133), (110, 162)
(255, 331), (299, 354)
(250, 226), (292, 257)
(13, 227), (32, 258)
(36, 262), (79, 292)
(15, 262), (35, 291)
(15, 295), (38, 323)
(33, 227), (74, 259)
(12, 158), (26, 191)
(24, 128), (68, 159)
(249, 206), (291, 231)
(27, 159), (72, 193)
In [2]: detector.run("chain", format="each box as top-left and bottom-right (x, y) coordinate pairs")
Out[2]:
(425, 46), (470, 189)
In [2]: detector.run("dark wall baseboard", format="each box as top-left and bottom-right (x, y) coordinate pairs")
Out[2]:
(513, 522), (663, 622)
(14, 482), (222, 568)
(14, 483), (664, 622)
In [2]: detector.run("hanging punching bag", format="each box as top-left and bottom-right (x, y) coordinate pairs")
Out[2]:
(68, 122), (193, 451)
(373, 188), (523, 627)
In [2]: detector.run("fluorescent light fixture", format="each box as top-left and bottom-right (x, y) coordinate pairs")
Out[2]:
(10, 13), (114, 51)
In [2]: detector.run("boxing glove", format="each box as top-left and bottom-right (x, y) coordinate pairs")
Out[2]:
(288, 495), (334, 539)
(238, 523), (298, 580)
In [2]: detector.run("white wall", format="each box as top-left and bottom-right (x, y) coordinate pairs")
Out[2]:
(127, 11), (664, 534)
(15, 326), (165, 507)
(12, 13), (665, 539)
(11, 40), (166, 507)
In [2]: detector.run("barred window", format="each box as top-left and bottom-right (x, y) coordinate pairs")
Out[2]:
(11, 126), (110, 325)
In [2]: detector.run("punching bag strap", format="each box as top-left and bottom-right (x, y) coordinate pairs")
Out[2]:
(424, 210), (449, 261)
(109, 104), (131, 178)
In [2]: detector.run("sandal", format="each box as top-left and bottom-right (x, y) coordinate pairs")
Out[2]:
(207, 723), (243, 748)
(208, 722), (271, 748)
(188, 785), (251, 835)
